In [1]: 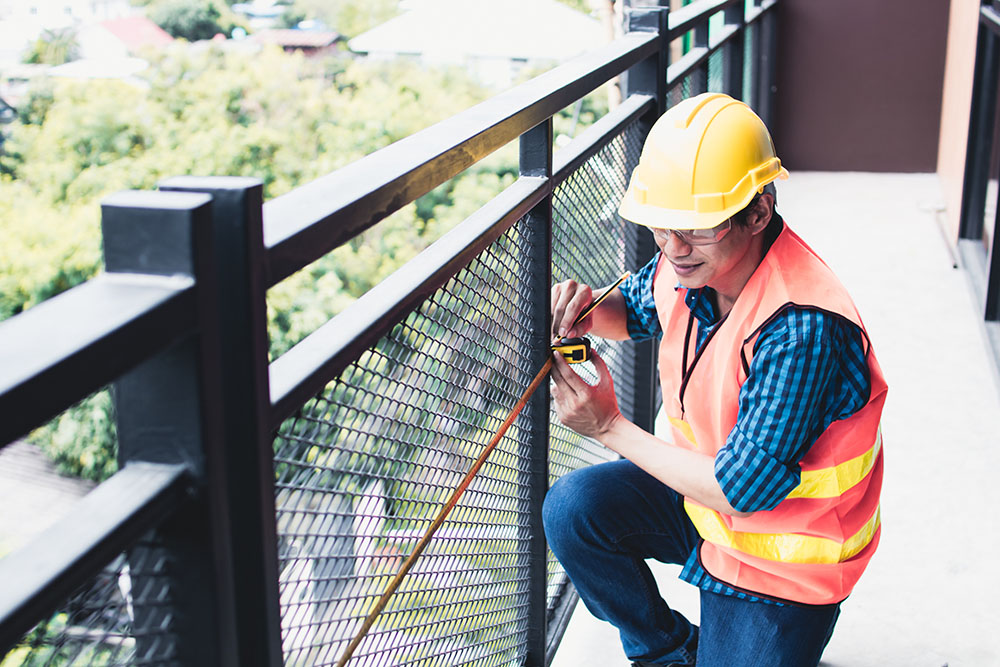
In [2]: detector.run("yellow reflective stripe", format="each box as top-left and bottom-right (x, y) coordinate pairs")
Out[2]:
(668, 416), (698, 448)
(786, 427), (882, 500)
(685, 502), (881, 565)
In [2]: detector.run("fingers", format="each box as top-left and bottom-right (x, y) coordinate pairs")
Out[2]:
(550, 348), (590, 395)
(551, 281), (592, 339)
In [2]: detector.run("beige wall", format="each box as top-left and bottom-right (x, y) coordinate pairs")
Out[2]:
(938, 0), (981, 239)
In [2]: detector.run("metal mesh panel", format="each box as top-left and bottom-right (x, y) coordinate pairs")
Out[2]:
(546, 120), (646, 610)
(273, 224), (539, 667)
(669, 74), (694, 108)
(708, 49), (724, 94)
(3, 534), (177, 666)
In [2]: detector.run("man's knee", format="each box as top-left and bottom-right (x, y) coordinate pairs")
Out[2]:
(543, 464), (619, 551)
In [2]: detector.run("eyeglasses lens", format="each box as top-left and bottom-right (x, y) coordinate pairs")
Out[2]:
(653, 219), (731, 246)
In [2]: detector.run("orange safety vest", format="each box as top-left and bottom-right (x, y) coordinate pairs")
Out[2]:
(653, 223), (886, 605)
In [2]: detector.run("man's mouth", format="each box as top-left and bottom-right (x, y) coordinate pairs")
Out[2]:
(669, 261), (702, 277)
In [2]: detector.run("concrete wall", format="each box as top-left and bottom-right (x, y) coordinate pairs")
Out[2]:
(938, 0), (981, 238)
(772, 0), (950, 173)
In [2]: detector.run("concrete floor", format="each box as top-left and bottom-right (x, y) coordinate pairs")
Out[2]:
(551, 172), (1000, 667)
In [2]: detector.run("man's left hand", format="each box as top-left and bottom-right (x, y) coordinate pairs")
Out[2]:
(550, 348), (623, 440)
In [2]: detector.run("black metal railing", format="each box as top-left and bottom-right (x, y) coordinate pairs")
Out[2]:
(0, 1), (779, 664)
(960, 0), (1000, 361)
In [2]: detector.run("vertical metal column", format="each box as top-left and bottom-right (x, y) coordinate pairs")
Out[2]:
(756, 0), (779, 129)
(692, 18), (710, 95)
(747, 0), (763, 112)
(520, 119), (553, 667)
(624, 5), (668, 435)
(158, 176), (284, 664)
(960, 7), (1000, 243)
(724, 1), (746, 100)
(103, 190), (234, 666)
(987, 195), (1000, 321)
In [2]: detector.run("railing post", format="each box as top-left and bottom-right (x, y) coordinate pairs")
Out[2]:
(102, 190), (236, 665)
(756, 0), (779, 129)
(724, 1), (746, 100)
(623, 4), (668, 434)
(520, 119), (553, 667)
(158, 177), (284, 664)
(692, 16), (710, 95)
(960, 5), (1000, 243)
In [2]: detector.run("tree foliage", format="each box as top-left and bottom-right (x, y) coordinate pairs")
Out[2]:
(22, 28), (80, 65)
(0, 44), (513, 478)
(147, 0), (243, 41)
(280, 0), (400, 37)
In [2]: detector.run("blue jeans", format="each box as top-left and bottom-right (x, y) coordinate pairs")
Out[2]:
(542, 460), (841, 666)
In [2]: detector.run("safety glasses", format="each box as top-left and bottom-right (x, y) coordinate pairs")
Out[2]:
(652, 218), (733, 246)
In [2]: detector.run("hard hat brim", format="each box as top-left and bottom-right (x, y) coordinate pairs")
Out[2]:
(618, 167), (788, 230)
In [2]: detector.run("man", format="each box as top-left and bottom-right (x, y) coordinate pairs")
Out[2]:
(543, 93), (885, 666)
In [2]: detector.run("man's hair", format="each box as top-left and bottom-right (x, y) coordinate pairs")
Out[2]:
(732, 182), (777, 227)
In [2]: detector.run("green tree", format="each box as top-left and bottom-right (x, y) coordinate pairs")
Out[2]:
(282, 0), (400, 37)
(22, 28), (80, 65)
(148, 0), (231, 41)
(0, 45), (513, 478)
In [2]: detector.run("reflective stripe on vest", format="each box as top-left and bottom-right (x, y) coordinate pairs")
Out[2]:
(786, 427), (882, 500)
(685, 501), (881, 564)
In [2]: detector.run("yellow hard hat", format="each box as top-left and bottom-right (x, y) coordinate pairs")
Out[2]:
(618, 93), (788, 230)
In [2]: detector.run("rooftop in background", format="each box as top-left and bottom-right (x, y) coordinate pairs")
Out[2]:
(46, 57), (148, 81)
(349, 0), (602, 86)
(250, 28), (341, 52)
(97, 15), (173, 51)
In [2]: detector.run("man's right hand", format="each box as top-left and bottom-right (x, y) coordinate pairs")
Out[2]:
(551, 280), (594, 340)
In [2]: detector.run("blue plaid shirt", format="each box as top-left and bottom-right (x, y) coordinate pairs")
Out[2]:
(619, 252), (871, 604)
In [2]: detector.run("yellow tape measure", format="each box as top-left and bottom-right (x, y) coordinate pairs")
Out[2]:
(552, 336), (592, 364)
(549, 272), (629, 364)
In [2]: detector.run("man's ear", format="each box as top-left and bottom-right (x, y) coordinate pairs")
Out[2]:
(748, 192), (774, 236)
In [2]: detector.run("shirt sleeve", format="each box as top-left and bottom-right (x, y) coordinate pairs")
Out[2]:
(618, 252), (662, 341)
(714, 308), (871, 513)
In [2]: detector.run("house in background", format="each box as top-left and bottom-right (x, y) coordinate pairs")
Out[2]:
(348, 0), (602, 89)
(250, 29), (342, 58)
(76, 15), (173, 61)
(0, 0), (132, 67)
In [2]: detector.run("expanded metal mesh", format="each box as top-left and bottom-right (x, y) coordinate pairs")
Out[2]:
(273, 223), (537, 667)
(708, 48), (724, 94)
(271, 120), (646, 666)
(547, 121), (646, 611)
(3, 533), (177, 666)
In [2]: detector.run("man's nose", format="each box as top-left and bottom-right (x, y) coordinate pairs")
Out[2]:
(660, 230), (692, 257)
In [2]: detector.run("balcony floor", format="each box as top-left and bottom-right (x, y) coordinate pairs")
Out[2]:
(551, 172), (1000, 667)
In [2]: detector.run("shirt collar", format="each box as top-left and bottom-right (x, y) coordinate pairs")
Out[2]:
(670, 212), (786, 328)
(677, 284), (718, 326)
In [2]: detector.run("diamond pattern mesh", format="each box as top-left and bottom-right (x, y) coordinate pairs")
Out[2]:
(271, 120), (646, 666)
(708, 49), (724, 94)
(3, 533), (177, 666)
(273, 225), (537, 667)
(546, 120), (646, 611)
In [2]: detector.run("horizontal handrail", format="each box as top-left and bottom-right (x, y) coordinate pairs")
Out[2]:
(261, 32), (659, 288)
(269, 90), (657, 425)
(668, 0), (743, 40)
(268, 175), (549, 425)
(983, 3), (1000, 33)
(666, 21), (743, 87)
(0, 462), (191, 654)
(0, 274), (196, 447)
(553, 94), (654, 181)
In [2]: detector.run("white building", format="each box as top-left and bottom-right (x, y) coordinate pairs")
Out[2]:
(348, 0), (603, 89)
(0, 0), (133, 68)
